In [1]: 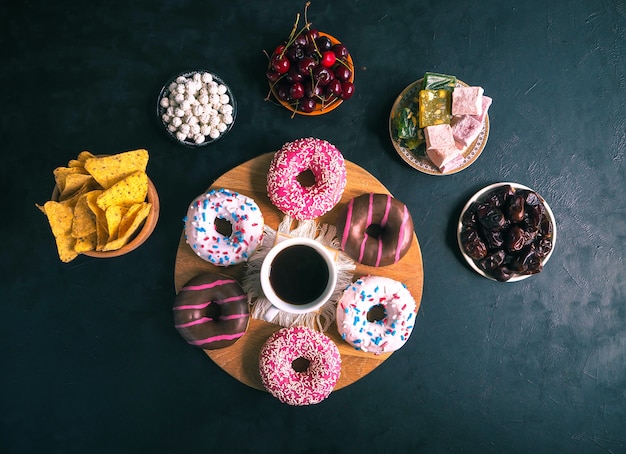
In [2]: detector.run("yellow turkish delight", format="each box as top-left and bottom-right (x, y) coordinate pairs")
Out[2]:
(419, 89), (451, 128)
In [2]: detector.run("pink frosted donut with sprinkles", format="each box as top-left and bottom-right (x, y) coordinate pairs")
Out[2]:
(266, 137), (347, 220)
(336, 275), (417, 354)
(174, 273), (250, 350)
(184, 188), (264, 266)
(336, 193), (414, 267)
(259, 326), (341, 406)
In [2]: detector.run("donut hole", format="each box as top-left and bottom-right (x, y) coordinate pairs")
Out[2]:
(214, 217), (233, 237)
(367, 304), (387, 323)
(296, 169), (316, 187)
(291, 356), (311, 373)
(365, 223), (384, 238)
(204, 302), (222, 320)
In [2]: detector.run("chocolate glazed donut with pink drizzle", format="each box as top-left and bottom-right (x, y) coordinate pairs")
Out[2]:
(336, 193), (414, 267)
(173, 272), (250, 350)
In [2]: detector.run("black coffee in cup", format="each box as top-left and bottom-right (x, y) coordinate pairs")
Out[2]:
(269, 244), (330, 305)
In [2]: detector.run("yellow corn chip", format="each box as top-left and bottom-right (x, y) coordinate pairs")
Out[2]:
(96, 171), (148, 211)
(105, 205), (128, 240)
(74, 232), (97, 253)
(53, 166), (88, 194)
(84, 149), (149, 189)
(119, 202), (151, 239)
(77, 150), (96, 162)
(71, 194), (97, 238)
(40, 201), (78, 262)
(60, 173), (95, 200)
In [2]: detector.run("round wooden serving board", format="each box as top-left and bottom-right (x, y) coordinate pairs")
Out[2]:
(174, 152), (424, 391)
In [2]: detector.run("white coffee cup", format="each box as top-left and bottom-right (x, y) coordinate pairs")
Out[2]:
(260, 237), (338, 322)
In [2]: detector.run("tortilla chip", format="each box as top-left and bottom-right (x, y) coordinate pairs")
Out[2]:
(84, 149), (149, 189)
(105, 205), (128, 239)
(53, 166), (88, 194)
(71, 194), (97, 238)
(103, 202), (151, 251)
(119, 202), (151, 238)
(40, 201), (78, 262)
(96, 171), (148, 211)
(74, 232), (97, 253)
(77, 150), (96, 162)
(60, 173), (95, 200)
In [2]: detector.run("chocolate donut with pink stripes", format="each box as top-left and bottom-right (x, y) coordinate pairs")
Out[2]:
(336, 193), (414, 267)
(174, 273), (250, 350)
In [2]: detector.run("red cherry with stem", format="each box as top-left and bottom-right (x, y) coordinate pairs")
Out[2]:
(299, 97), (317, 113)
(340, 81), (355, 100)
(307, 29), (320, 41)
(298, 56), (317, 75)
(334, 65), (352, 81)
(275, 83), (291, 101)
(315, 36), (332, 51)
(320, 51), (336, 68)
(332, 43), (349, 59)
(293, 34), (307, 47)
(326, 79), (342, 97)
(266, 69), (282, 83)
(313, 66), (334, 86)
(289, 82), (305, 100)
(287, 66), (304, 83)
(274, 44), (286, 56)
(271, 53), (290, 74)
(304, 81), (323, 99)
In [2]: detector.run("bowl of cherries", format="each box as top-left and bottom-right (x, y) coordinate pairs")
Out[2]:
(265, 5), (355, 115)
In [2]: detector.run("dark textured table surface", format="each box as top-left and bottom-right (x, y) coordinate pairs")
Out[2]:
(2, 0), (625, 452)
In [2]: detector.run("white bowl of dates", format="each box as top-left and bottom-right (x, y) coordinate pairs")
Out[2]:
(265, 4), (355, 116)
(457, 182), (556, 282)
(157, 70), (236, 147)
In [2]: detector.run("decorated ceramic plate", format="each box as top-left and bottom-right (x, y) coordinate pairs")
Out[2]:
(457, 182), (556, 282)
(389, 79), (489, 175)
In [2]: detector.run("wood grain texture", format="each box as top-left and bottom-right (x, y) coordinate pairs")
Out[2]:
(174, 152), (424, 391)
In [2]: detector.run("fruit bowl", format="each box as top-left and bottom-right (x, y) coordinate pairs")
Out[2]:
(266, 30), (355, 116)
(157, 70), (237, 147)
(457, 182), (556, 282)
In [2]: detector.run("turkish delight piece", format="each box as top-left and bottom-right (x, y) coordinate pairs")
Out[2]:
(451, 115), (483, 148)
(471, 95), (492, 124)
(422, 72), (457, 91)
(419, 89), (451, 128)
(424, 124), (455, 149)
(426, 146), (464, 173)
(452, 86), (484, 116)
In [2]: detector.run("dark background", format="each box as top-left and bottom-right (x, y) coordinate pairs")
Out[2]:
(1, 0), (625, 452)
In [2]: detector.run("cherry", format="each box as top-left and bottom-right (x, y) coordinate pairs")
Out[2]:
(275, 83), (291, 101)
(332, 43), (349, 59)
(320, 51), (336, 68)
(326, 79), (342, 97)
(298, 56), (317, 75)
(274, 44), (286, 56)
(286, 45), (304, 61)
(299, 97), (317, 113)
(340, 81), (355, 100)
(266, 69), (282, 83)
(313, 66), (334, 86)
(286, 66), (304, 83)
(271, 53), (290, 74)
(315, 36), (332, 51)
(306, 29), (320, 41)
(334, 65), (351, 81)
(293, 34), (307, 47)
(289, 82), (305, 100)
(304, 81), (323, 98)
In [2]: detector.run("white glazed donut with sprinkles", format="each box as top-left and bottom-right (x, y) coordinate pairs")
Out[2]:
(336, 275), (417, 354)
(184, 188), (264, 266)
(266, 137), (347, 220)
(259, 326), (341, 406)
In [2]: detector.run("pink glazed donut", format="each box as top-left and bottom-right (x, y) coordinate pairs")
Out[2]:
(266, 137), (347, 220)
(259, 326), (341, 406)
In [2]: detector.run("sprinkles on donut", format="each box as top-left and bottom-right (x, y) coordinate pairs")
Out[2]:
(336, 193), (414, 267)
(259, 326), (341, 406)
(336, 275), (417, 354)
(184, 188), (264, 266)
(266, 137), (347, 220)
(174, 272), (250, 350)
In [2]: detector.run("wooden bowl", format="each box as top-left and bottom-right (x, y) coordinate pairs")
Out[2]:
(268, 32), (355, 116)
(51, 177), (160, 258)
